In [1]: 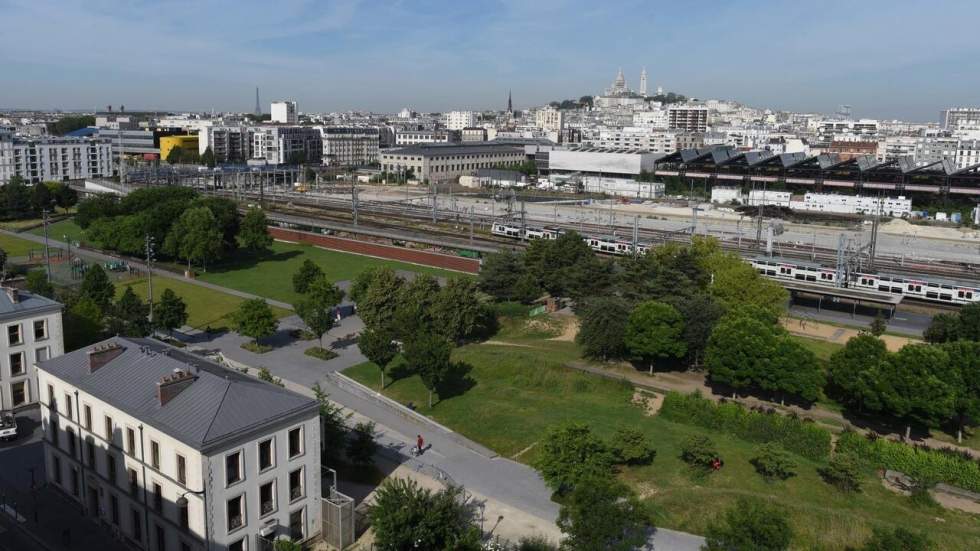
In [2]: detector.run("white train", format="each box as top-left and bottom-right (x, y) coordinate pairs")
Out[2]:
(492, 222), (649, 256)
(749, 258), (980, 305)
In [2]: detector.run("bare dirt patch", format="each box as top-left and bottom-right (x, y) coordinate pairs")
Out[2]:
(632, 389), (665, 416)
(549, 316), (580, 342)
(781, 318), (917, 352)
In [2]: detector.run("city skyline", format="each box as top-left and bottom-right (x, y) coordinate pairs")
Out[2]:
(3, 0), (980, 121)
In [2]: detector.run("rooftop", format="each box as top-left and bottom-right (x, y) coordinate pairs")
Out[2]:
(385, 142), (524, 157)
(39, 336), (318, 452)
(0, 287), (62, 320)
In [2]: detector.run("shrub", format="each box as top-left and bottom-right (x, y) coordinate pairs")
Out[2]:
(609, 427), (656, 466)
(859, 527), (933, 551)
(750, 443), (796, 481)
(659, 391), (832, 460)
(818, 454), (862, 492)
(514, 536), (558, 551)
(836, 430), (980, 493)
(681, 435), (718, 469)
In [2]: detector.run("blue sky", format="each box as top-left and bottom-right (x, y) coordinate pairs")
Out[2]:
(1, 0), (978, 121)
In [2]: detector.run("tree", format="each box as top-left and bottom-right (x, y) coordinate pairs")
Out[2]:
(704, 249), (788, 319)
(51, 181), (78, 210)
(859, 527), (932, 551)
(346, 421), (377, 467)
(939, 340), (980, 442)
(667, 293), (725, 366)
(239, 207), (273, 252)
(624, 301), (687, 373)
(608, 427), (656, 465)
(392, 274), (440, 339)
(357, 268), (405, 332)
(515, 536), (557, 551)
(1, 177), (32, 219)
(765, 336), (824, 403)
(201, 146), (216, 168)
(533, 423), (615, 495)
(369, 478), (482, 551)
(312, 383), (350, 463)
(818, 453), (862, 492)
(231, 298), (278, 344)
(75, 194), (120, 229)
(164, 206), (223, 271)
(868, 314), (888, 337)
(680, 435), (719, 470)
(878, 344), (955, 437)
(524, 231), (611, 299)
(25, 269), (54, 298)
(358, 326), (399, 388)
(196, 196), (240, 254)
(557, 476), (648, 551)
(112, 287), (151, 337)
(348, 266), (382, 304)
(750, 443), (797, 482)
(291, 259), (323, 295)
(431, 276), (487, 343)
(924, 312), (959, 343)
(954, 302), (980, 341)
(403, 332), (456, 408)
(702, 498), (792, 551)
(154, 288), (188, 336)
(46, 115), (95, 136)
(30, 182), (54, 214)
(64, 297), (103, 350)
(273, 539), (302, 551)
(705, 315), (779, 393)
(295, 277), (344, 347)
(166, 145), (184, 164)
(576, 296), (630, 361)
(827, 334), (890, 413)
(79, 264), (115, 311)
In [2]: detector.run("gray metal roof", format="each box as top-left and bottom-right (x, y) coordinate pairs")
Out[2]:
(0, 288), (62, 321)
(39, 337), (317, 452)
(385, 142), (524, 157)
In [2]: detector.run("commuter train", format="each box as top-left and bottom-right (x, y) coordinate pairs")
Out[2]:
(490, 221), (980, 306)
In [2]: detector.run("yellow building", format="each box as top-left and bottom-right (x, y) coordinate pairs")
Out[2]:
(159, 135), (199, 162)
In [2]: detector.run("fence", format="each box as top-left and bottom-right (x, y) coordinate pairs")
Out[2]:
(322, 487), (355, 550)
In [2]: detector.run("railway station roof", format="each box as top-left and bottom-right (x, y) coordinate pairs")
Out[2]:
(781, 280), (903, 306)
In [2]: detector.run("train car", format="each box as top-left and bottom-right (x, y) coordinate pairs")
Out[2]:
(749, 258), (838, 284)
(491, 222), (523, 238)
(586, 236), (636, 256)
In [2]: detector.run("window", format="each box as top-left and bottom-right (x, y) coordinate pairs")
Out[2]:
(229, 539), (246, 551)
(155, 524), (165, 551)
(36, 347), (49, 363)
(258, 439), (274, 471)
(66, 427), (76, 456)
(110, 494), (119, 525)
(86, 437), (96, 467)
(70, 467), (79, 496)
(126, 428), (136, 455)
(10, 352), (25, 376)
(104, 416), (113, 441)
(288, 427), (303, 458)
(11, 381), (27, 407)
(132, 508), (143, 541)
(179, 500), (189, 529)
(226, 451), (242, 486)
(227, 495), (245, 531)
(260, 480), (276, 516)
(289, 468), (304, 502)
(153, 482), (163, 511)
(128, 468), (138, 495)
(50, 417), (59, 446)
(107, 454), (117, 485)
(8, 324), (22, 345)
(176, 454), (186, 485)
(48, 384), (55, 408)
(289, 507), (305, 540)
(52, 455), (62, 484)
(150, 440), (160, 469)
(63, 393), (72, 418)
(33, 319), (46, 340)
(82, 405), (92, 430)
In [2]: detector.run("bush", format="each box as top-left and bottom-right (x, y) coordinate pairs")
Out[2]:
(304, 346), (339, 361)
(750, 443), (796, 481)
(703, 497), (792, 551)
(609, 427), (656, 466)
(859, 527), (933, 551)
(514, 536), (557, 551)
(659, 392), (832, 460)
(818, 454), (862, 492)
(680, 435), (718, 469)
(836, 430), (980, 493)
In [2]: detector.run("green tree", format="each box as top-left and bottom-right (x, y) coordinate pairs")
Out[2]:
(312, 383), (351, 463)
(257, 367), (283, 387)
(608, 427), (656, 465)
(292, 259), (323, 295)
(818, 453), (862, 493)
(196, 196), (240, 253)
(273, 539), (302, 551)
(515, 536), (557, 551)
(403, 332), (457, 408)
(624, 300), (687, 373)
(25, 269), (54, 298)
(765, 336), (824, 403)
(164, 206), (223, 271)
(431, 276), (487, 343)
(51, 182), (78, 210)
(524, 231), (611, 299)
(30, 182), (54, 214)
(954, 303), (980, 341)
(346, 421), (377, 467)
(704, 249), (788, 319)
(533, 423), (615, 495)
(938, 340), (980, 443)
(868, 314), (888, 337)
(369, 478), (482, 551)
(680, 435), (719, 470)
(702, 498), (792, 551)
(576, 296), (630, 361)
(75, 194), (120, 229)
(231, 298), (278, 345)
(239, 207), (273, 252)
(924, 312), (959, 343)
(358, 326), (399, 388)
(166, 146), (184, 164)
(478, 249), (529, 301)
(828, 334), (890, 413)
(153, 288), (188, 336)
(348, 266), (383, 304)
(357, 268), (405, 332)
(667, 293), (725, 366)
(64, 297), (103, 350)
(79, 264), (115, 311)
(859, 527), (932, 551)
(112, 287), (151, 337)
(295, 277), (344, 348)
(201, 146), (216, 168)
(705, 315), (779, 393)
(557, 476), (649, 551)
(46, 115), (95, 136)
(750, 443), (797, 482)
(393, 274), (440, 339)
(879, 344), (955, 437)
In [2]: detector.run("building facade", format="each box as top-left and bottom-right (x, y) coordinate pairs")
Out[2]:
(198, 126), (252, 163)
(159, 136), (200, 162)
(942, 107), (980, 129)
(0, 130), (114, 184)
(271, 101), (298, 124)
(380, 143), (526, 183)
(0, 287), (63, 411)
(38, 337), (323, 551)
(545, 147), (665, 198)
(667, 106), (709, 133)
(445, 111), (476, 131)
(394, 130), (459, 146)
(251, 127), (322, 165)
(319, 127), (380, 166)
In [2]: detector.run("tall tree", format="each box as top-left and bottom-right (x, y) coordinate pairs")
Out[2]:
(404, 332), (453, 408)
(30, 182), (54, 214)
(295, 277), (344, 348)
(624, 300), (687, 373)
(924, 312), (960, 343)
(239, 207), (273, 252)
(232, 298), (278, 345)
(557, 476), (648, 551)
(358, 326), (399, 388)
(164, 206), (223, 271)
(292, 259), (324, 295)
(478, 249), (528, 301)
(879, 344), (955, 438)
(431, 276), (487, 343)
(667, 293), (725, 366)
(702, 498), (792, 551)
(706, 315), (780, 394)
(533, 423), (615, 495)
(346, 421), (378, 467)
(938, 340), (980, 443)
(393, 274), (441, 339)
(201, 146), (216, 168)
(79, 264), (115, 312)
(64, 297), (103, 350)
(576, 296), (630, 361)
(357, 268), (405, 332)
(368, 478), (481, 551)
(765, 336), (824, 403)
(111, 287), (151, 337)
(827, 334), (890, 413)
(154, 288), (188, 336)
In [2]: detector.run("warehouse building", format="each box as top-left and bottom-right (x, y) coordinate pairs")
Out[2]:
(380, 142), (525, 183)
(544, 147), (665, 198)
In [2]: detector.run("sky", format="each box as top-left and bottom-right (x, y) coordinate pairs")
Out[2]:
(1, 0), (979, 122)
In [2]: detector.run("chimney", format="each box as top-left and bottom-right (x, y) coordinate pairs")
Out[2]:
(3, 287), (19, 304)
(88, 343), (125, 373)
(157, 368), (198, 406)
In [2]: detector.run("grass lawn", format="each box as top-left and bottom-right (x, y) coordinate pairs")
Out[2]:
(343, 316), (980, 550)
(116, 277), (291, 330)
(196, 241), (464, 305)
(0, 232), (42, 257)
(30, 218), (85, 246)
(791, 334), (844, 362)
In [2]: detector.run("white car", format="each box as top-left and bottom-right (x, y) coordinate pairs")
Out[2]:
(0, 411), (16, 441)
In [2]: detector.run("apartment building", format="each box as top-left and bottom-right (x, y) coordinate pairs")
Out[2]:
(394, 130), (459, 146)
(271, 101), (298, 124)
(667, 106), (709, 133)
(596, 127), (675, 153)
(0, 287), (63, 410)
(0, 130), (114, 184)
(251, 127), (322, 165)
(380, 142), (525, 183)
(942, 107), (980, 130)
(198, 126), (251, 163)
(445, 111), (476, 131)
(319, 127), (380, 166)
(38, 337), (322, 551)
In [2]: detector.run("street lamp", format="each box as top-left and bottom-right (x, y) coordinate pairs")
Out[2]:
(176, 488), (209, 551)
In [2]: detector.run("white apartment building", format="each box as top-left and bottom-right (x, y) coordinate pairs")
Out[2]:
(632, 110), (668, 128)
(198, 126), (251, 163)
(795, 193), (912, 217)
(534, 107), (564, 133)
(271, 101), (299, 125)
(816, 119), (879, 144)
(394, 130), (458, 146)
(0, 130), (114, 184)
(0, 287), (63, 410)
(38, 337), (323, 551)
(445, 111), (477, 131)
(942, 107), (980, 129)
(251, 127), (322, 165)
(596, 127), (676, 153)
(746, 189), (792, 208)
(955, 140), (980, 170)
(877, 136), (918, 162)
(318, 127), (380, 166)
(667, 106), (709, 133)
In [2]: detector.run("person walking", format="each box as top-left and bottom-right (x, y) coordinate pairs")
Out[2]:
(415, 434), (425, 457)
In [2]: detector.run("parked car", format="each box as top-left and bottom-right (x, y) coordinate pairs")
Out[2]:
(0, 411), (17, 441)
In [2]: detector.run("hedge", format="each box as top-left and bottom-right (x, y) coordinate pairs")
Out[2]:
(836, 430), (980, 493)
(659, 391), (832, 460)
